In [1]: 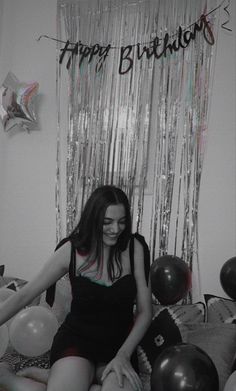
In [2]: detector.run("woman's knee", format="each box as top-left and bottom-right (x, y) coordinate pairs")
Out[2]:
(101, 372), (134, 391)
(47, 357), (95, 391)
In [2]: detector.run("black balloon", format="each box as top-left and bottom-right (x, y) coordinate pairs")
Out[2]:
(220, 256), (236, 299)
(150, 255), (191, 304)
(151, 343), (219, 391)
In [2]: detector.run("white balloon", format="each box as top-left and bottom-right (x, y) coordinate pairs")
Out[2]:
(9, 306), (58, 357)
(0, 324), (9, 358)
(223, 371), (236, 391)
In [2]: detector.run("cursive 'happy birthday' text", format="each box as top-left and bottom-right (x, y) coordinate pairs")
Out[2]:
(59, 14), (214, 75)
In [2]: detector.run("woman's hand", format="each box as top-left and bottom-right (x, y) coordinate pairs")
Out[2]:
(101, 351), (143, 390)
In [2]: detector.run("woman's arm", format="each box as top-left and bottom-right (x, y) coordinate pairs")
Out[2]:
(117, 237), (152, 357)
(0, 241), (71, 326)
(101, 237), (152, 389)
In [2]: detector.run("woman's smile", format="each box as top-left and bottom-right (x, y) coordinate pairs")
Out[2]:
(102, 204), (126, 247)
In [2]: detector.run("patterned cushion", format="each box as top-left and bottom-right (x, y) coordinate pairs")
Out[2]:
(0, 347), (50, 372)
(204, 294), (236, 323)
(0, 275), (40, 306)
(138, 302), (206, 374)
(180, 322), (236, 391)
(0, 276), (27, 290)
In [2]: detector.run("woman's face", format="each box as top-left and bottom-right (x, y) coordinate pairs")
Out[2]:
(102, 203), (126, 247)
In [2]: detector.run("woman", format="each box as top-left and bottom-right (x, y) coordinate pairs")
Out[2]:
(0, 185), (152, 391)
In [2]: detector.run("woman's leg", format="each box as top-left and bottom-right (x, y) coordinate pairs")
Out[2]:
(17, 366), (50, 383)
(47, 356), (95, 391)
(1, 358), (96, 391)
(87, 362), (106, 391)
(89, 385), (101, 391)
(0, 362), (46, 391)
(100, 371), (136, 391)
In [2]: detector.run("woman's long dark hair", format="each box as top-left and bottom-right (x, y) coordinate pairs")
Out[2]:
(69, 185), (132, 281)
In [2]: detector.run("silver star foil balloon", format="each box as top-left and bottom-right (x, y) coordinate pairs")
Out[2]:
(0, 71), (39, 132)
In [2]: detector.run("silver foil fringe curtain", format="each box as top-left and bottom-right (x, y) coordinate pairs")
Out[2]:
(56, 0), (220, 300)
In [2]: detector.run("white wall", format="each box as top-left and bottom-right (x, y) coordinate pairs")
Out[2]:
(0, 0), (235, 299)
(0, 0), (58, 279)
(199, 3), (236, 298)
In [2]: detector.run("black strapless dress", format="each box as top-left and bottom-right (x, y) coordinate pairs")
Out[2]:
(48, 233), (150, 371)
(50, 273), (137, 366)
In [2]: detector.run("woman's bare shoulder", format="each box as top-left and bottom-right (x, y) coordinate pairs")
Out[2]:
(121, 235), (145, 256)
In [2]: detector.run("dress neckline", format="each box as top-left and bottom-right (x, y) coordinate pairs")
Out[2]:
(77, 273), (133, 288)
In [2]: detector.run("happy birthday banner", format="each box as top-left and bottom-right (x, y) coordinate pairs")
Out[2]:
(38, 0), (231, 75)
(59, 14), (214, 75)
